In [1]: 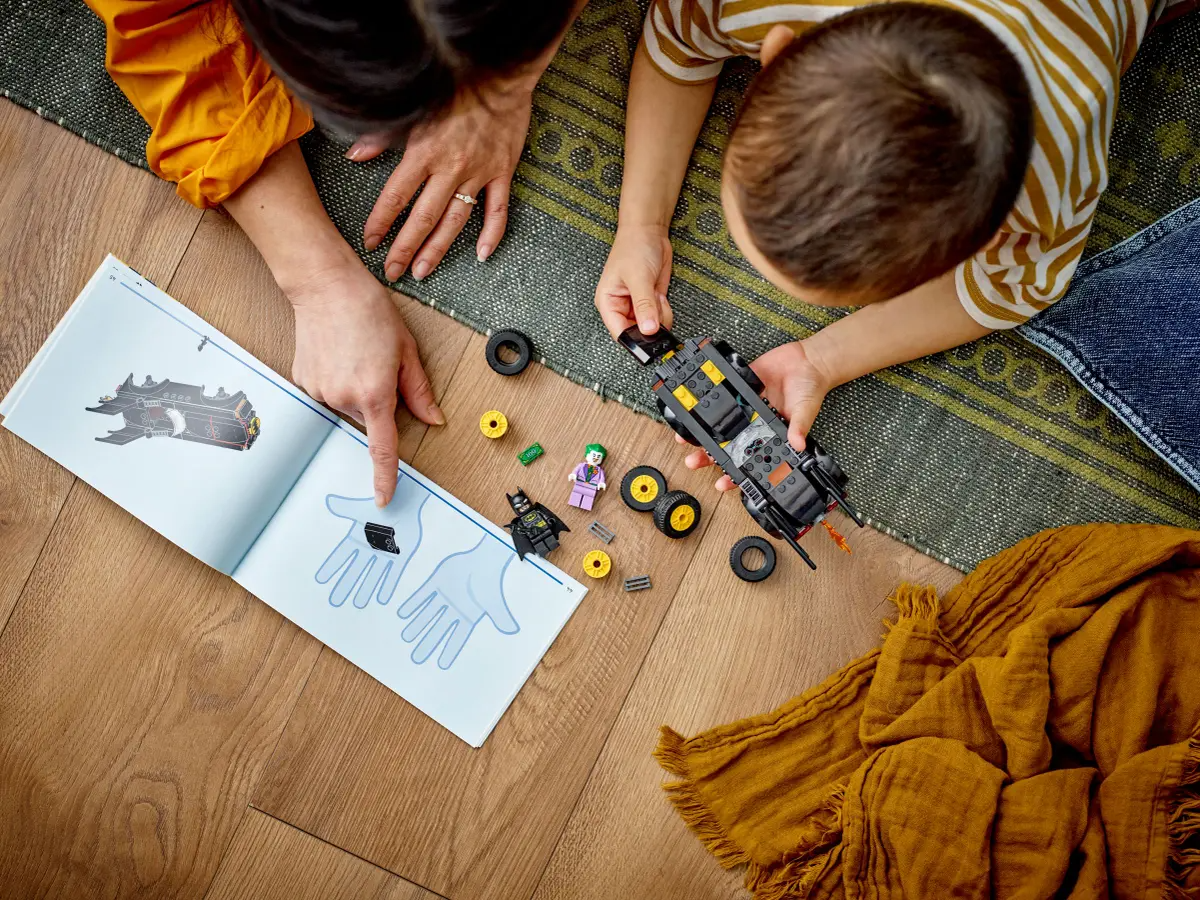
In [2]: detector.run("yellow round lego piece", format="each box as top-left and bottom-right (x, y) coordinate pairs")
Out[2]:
(479, 410), (509, 439)
(582, 550), (612, 579)
(629, 474), (660, 504)
(669, 504), (696, 532)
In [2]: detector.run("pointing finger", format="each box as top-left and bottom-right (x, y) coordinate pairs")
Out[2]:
(362, 392), (400, 507)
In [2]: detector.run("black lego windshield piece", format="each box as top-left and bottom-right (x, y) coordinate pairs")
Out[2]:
(618, 325), (861, 570)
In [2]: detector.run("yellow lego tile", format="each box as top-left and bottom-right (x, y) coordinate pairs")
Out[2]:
(672, 384), (698, 410)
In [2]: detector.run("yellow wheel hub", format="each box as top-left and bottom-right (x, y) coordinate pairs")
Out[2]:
(630, 474), (659, 503)
(670, 504), (696, 532)
(582, 550), (612, 579)
(479, 410), (509, 439)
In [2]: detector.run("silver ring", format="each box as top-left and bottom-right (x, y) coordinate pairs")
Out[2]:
(454, 192), (477, 205)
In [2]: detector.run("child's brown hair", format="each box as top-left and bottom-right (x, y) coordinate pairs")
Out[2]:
(725, 2), (1033, 302)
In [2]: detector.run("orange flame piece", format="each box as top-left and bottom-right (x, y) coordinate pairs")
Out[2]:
(823, 520), (852, 555)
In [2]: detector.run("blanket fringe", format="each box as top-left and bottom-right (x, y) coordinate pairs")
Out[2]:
(743, 785), (847, 900)
(1165, 732), (1200, 899)
(655, 726), (752, 868)
(883, 584), (941, 637)
(657, 723), (852, 898)
(653, 725), (690, 777)
(891, 583), (941, 623)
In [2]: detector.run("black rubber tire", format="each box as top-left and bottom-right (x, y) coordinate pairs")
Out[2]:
(620, 466), (668, 512)
(729, 535), (777, 582)
(653, 490), (702, 539)
(485, 329), (533, 376)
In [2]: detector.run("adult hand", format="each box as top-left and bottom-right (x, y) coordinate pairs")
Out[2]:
(348, 86), (534, 282)
(683, 340), (834, 491)
(287, 261), (444, 506)
(595, 223), (675, 337)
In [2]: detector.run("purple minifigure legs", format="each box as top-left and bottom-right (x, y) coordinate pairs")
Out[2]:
(569, 479), (599, 510)
(567, 443), (608, 510)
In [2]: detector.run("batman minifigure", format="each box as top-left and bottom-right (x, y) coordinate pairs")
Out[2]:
(505, 488), (570, 561)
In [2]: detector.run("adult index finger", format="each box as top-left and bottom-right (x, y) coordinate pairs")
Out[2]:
(363, 396), (401, 507)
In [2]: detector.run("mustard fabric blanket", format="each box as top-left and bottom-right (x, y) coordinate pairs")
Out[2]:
(656, 524), (1200, 898)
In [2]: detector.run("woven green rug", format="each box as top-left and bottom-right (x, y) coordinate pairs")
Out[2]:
(3, 0), (1198, 569)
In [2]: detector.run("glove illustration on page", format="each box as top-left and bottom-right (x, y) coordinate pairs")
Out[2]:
(396, 535), (519, 670)
(316, 474), (428, 608)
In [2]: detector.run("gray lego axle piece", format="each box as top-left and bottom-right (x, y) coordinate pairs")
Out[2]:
(623, 575), (652, 592)
(588, 521), (615, 544)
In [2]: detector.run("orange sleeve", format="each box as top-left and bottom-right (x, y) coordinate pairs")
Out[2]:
(84, 0), (314, 208)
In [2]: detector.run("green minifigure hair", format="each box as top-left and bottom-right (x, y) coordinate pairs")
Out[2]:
(584, 443), (607, 461)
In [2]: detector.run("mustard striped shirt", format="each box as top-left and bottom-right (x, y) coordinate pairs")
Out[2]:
(645, 0), (1183, 327)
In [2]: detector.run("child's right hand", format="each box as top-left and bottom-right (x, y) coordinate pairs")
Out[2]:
(595, 224), (675, 337)
(681, 340), (835, 492)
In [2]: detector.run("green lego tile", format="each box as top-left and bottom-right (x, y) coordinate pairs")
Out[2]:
(517, 442), (544, 466)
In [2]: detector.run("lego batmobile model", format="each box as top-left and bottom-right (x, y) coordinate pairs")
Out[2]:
(618, 327), (861, 569)
(86, 374), (260, 451)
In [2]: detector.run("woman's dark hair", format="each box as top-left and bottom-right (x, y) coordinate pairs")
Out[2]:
(229, 0), (577, 139)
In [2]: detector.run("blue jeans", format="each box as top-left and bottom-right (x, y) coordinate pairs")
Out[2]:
(1019, 199), (1200, 490)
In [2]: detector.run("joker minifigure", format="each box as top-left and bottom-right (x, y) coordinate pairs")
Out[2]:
(567, 443), (608, 511)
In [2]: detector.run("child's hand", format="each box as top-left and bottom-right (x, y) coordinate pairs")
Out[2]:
(595, 224), (675, 337)
(682, 340), (834, 492)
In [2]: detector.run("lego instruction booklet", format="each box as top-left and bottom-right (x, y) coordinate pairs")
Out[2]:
(1, 256), (587, 747)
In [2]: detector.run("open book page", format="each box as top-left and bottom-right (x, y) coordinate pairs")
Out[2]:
(1, 256), (334, 573)
(233, 421), (588, 747)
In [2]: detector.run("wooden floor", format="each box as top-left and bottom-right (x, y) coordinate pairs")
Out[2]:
(0, 103), (963, 899)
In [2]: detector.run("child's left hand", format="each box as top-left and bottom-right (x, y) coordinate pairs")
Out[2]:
(595, 224), (676, 337)
(681, 340), (834, 492)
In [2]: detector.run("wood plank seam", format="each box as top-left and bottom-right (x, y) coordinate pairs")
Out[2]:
(0, 468), (77, 644)
(226, 807), (453, 900)
(390, 298), (477, 460)
(0, 201), (203, 642)
(233, 634), (323, 827)
(523, 489), (730, 900)
(177, 257), (478, 895)
(159, 246), (475, 898)
(163, 207), (211, 289)
(199, 806), (261, 900)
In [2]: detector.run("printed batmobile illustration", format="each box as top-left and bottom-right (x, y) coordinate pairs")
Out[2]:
(618, 326), (862, 570)
(86, 374), (261, 450)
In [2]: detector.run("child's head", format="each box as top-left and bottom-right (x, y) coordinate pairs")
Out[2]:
(723, 3), (1033, 306)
